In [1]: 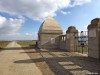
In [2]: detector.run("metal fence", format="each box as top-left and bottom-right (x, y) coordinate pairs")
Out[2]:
(75, 31), (88, 54)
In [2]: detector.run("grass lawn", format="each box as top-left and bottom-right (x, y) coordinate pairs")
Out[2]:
(17, 40), (37, 47)
(0, 41), (10, 50)
(77, 46), (88, 54)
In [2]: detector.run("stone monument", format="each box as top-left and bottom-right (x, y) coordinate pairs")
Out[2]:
(38, 17), (63, 49)
(87, 18), (100, 59)
(66, 26), (78, 52)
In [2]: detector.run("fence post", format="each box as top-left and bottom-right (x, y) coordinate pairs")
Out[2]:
(66, 26), (78, 52)
(87, 18), (100, 59)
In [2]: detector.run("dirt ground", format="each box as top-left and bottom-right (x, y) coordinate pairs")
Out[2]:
(0, 42), (100, 75)
(23, 46), (100, 75)
(0, 42), (42, 75)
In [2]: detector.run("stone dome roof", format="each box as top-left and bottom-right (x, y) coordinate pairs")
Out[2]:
(38, 17), (63, 34)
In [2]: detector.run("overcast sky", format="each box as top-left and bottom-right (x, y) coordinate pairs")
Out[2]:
(0, 0), (100, 40)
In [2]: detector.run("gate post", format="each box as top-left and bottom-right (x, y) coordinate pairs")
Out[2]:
(66, 26), (78, 52)
(87, 18), (100, 59)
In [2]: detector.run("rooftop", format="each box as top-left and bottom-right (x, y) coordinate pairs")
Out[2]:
(38, 17), (63, 34)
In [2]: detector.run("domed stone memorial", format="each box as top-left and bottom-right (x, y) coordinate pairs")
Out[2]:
(38, 17), (63, 49)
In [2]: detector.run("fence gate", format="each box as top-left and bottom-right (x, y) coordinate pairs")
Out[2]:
(75, 31), (88, 54)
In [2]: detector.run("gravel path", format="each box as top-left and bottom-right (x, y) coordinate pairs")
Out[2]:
(0, 42), (99, 75)
(24, 48), (100, 75)
(0, 42), (42, 75)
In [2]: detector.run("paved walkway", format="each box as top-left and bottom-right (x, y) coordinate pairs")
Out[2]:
(0, 42), (42, 75)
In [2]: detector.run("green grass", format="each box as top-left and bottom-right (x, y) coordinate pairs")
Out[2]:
(0, 41), (10, 50)
(77, 46), (88, 53)
(17, 40), (36, 47)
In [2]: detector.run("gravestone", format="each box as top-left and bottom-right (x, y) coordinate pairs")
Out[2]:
(87, 18), (100, 59)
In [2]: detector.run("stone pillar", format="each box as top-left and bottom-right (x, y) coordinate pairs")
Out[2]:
(87, 18), (100, 59)
(66, 26), (78, 52)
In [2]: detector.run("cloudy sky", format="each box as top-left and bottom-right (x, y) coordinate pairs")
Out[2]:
(0, 0), (100, 40)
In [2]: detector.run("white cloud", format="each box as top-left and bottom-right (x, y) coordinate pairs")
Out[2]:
(0, 15), (39, 40)
(61, 11), (67, 15)
(63, 30), (66, 34)
(70, 0), (91, 7)
(85, 25), (88, 30)
(78, 25), (88, 32)
(61, 11), (71, 15)
(0, 0), (92, 21)
(0, 0), (92, 40)
(0, 15), (24, 35)
(0, 16), (6, 27)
